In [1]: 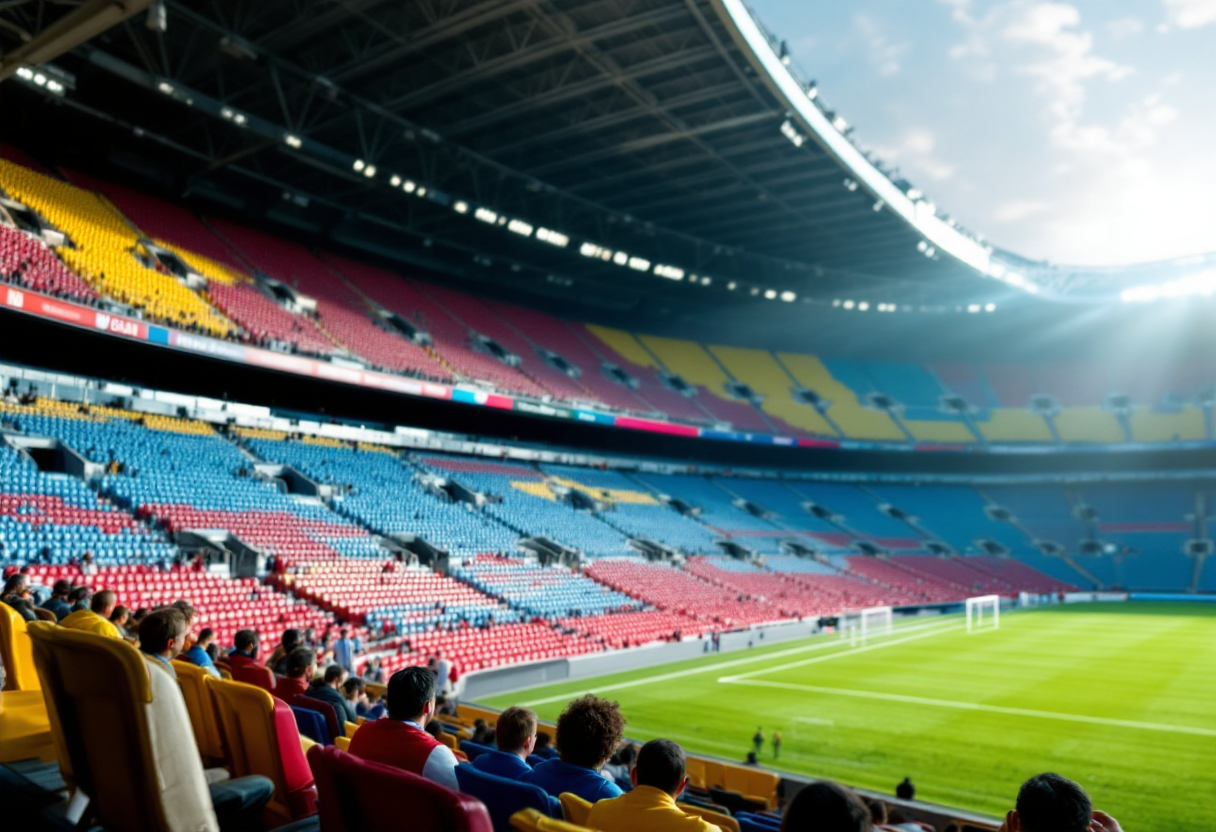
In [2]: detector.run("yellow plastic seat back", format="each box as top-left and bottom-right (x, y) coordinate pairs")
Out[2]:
(334, 735), (351, 752)
(27, 622), (218, 832)
(344, 720), (360, 739)
(679, 803), (740, 832)
(0, 601), (40, 692)
(685, 757), (707, 789)
(171, 660), (226, 766)
(701, 759), (727, 790)
(510, 807), (597, 832)
(559, 792), (593, 826)
(723, 765), (779, 808)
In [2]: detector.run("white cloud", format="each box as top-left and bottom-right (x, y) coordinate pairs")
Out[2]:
(874, 128), (957, 182)
(855, 14), (909, 76)
(1163, 0), (1216, 28)
(1107, 17), (1144, 38)
(994, 200), (1051, 222)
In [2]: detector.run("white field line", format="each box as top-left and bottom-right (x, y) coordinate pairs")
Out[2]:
(519, 617), (960, 707)
(721, 679), (1216, 738)
(719, 623), (961, 683)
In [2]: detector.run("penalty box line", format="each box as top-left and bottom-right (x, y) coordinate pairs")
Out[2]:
(720, 679), (1216, 739)
(520, 617), (960, 707)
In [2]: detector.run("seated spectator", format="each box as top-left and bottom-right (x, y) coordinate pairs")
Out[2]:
(533, 730), (557, 759)
(344, 676), (385, 720)
(2, 574), (37, 622)
(997, 773), (1123, 832)
(309, 664), (357, 724)
(138, 607), (276, 831)
(896, 777), (915, 801)
(227, 629), (259, 671)
(347, 665), (459, 791)
(470, 718), (489, 744)
(276, 646), (317, 699)
(68, 586), (91, 613)
(587, 739), (717, 832)
(471, 706), (537, 780)
(61, 590), (121, 638)
(184, 628), (221, 678)
(781, 781), (872, 832)
(268, 628), (302, 675)
(111, 606), (133, 640)
(171, 600), (198, 652)
(603, 743), (638, 788)
(523, 694), (625, 803)
(40, 579), (73, 621)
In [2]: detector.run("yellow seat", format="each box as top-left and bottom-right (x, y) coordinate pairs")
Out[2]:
(511, 807), (598, 832)
(27, 622), (218, 831)
(559, 792), (593, 826)
(172, 660), (226, 767)
(678, 803), (740, 832)
(700, 759), (727, 790)
(344, 720), (360, 739)
(206, 676), (317, 826)
(0, 688), (55, 764)
(724, 765), (780, 809)
(334, 736), (351, 752)
(685, 757), (706, 789)
(0, 600), (40, 692)
(436, 730), (459, 752)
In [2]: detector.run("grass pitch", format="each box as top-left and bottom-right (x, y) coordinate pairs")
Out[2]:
(482, 603), (1216, 832)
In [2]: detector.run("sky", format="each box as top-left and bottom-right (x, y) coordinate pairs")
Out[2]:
(745, 0), (1216, 267)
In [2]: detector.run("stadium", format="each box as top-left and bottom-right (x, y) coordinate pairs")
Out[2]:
(0, 2), (1212, 832)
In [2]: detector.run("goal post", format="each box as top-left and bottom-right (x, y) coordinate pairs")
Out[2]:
(860, 605), (893, 640)
(966, 595), (1001, 633)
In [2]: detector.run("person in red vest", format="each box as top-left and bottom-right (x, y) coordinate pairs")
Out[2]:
(347, 665), (460, 791)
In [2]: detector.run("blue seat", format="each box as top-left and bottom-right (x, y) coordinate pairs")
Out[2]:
(454, 762), (561, 832)
(526, 755), (546, 769)
(291, 705), (332, 746)
(460, 740), (494, 760)
(737, 812), (782, 832)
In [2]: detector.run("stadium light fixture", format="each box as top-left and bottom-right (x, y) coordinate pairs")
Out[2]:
(701, 276), (712, 285)
(805, 84), (818, 100)
(474, 207), (499, 224)
(157, 80), (175, 95)
(857, 301), (869, 311)
(352, 159), (365, 172)
(832, 299), (841, 307)
(508, 219), (534, 237)
(453, 200), (469, 214)
(536, 228), (569, 247)
(873, 200), (884, 212)
(924, 246), (936, 258)
(985, 303), (996, 312)
(781, 291), (796, 302)
(390, 174), (401, 187)
(780, 119), (806, 148)
(363, 165), (376, 178)
(612, 251), (629, 266)
(402, 179), (417, 193)
(727, 281), (738, 291)
(764, 289), (778, 299)
(628, 257), (651, 272)
(416, 186), (427, 196)
(842, 300), (855, 309)
(283, 133), (303, 149)
(967, 304), (981, 313)
(832, 115), (849, 132)
(654, 264), (685, 280)
(843, 178), (858, 192)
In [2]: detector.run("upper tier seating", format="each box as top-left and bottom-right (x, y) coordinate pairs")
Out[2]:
(686, 556), (897, 617)
(582, 325), (718, 423)
(711, 479), (847, 549)
(453, 553), (642, 618)
(0, 224), (98, 301)
(785, 482), (923, 548)
(0, 160), (231, 335)
(244, 438), (519, 554)
(867, 484), (1030, 556)
(556, 609), (707, 648)
(841, 556), (962, 603)
(961, 555), (1075, 594)
(421, 286), (592, 402)
(708, 345), (838, 437)
(206, 281), (339, 354)
(585, 559), (784, 628)
(485, 302), (656, 413)
(26, 564), (333, 657)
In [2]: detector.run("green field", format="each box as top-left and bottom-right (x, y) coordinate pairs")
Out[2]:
(482, 604), (1216, 832)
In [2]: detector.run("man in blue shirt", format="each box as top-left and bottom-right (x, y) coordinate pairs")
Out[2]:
(183, 627), (221, 678)
(471, 706), (537, 780)
(523, 694), (625, 804)
(331, 627), (361, 673)
(40, 580), (73, 621)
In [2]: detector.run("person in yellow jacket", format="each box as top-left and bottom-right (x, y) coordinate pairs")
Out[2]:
(60, 590), (122, 639)
(587, 739), (720, 832)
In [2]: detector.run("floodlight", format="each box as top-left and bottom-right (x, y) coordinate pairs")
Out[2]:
(453, 201), (469, 214)
(536, 228), (569, 247)
(985, 303), (996, 312)
(764, 289), (777, 299)
(843, 300), (855, 309)
(157, 81), (174, 95)
(474, 207), (499, 224)
(508, 219), (534, 237)
(353, 159), (365, 172)
(613, 252), (628, 266)
(857, 301), (869, 311)
(402, 179), (417, 193)
(780, 291), (796, 302)
(284, 133), (302, 148)
(390, 175), (401, 187)
(363, 165), (376, 178)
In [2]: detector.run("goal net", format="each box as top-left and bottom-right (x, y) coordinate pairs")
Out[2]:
(966, 595), (1001, 633)
(841, 605), (893, 645)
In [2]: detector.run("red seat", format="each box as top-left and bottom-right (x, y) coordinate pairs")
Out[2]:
(293, 694), (341, 744)
(308, 744), (492, 832)
(236, 662), (277, 693)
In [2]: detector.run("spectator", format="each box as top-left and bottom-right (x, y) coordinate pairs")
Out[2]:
(533, 731), (557, 759)
(470, 718), (489, 744)
(343, 676), (385, 720)
(228, 629), (259, 671)
(137, 607), (276, 832)
(772, 730), (782, 759)
(781, 781), (872, 832)
(745, 751), (759, 766)
(1, 574), (36, 622)
(435, 648), (453, 696)
(364, 657), (384, 684)
(110, 606), (133, 640)
(997, 773), (1124, 832)
(896, 777), (915, 801)
(276, 647), (317, 699)
(68, 586), (91, 613)
(472, 706), (538, 780)
(309, 664), (357, 724)
(523, 694), (626, 803)
(40, 579), (73, 621)
(603, 744), (638, 787)
(753, 727), (764, 755)
(331, 627), (361, 674)
(346, 666), (459, 791)
(171, 600), (198, 652)
(268, 628), (301, 675)
(586, 739), (718, 832)
(184, 628), (221, 678)
(61, 590), (121, 638)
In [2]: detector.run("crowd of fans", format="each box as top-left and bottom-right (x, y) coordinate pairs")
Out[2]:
(1, 573), (1129, 832)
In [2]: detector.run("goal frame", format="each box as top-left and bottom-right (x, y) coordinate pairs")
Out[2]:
(860, 605), (893, 640)
(966, 595), (1001, 633)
